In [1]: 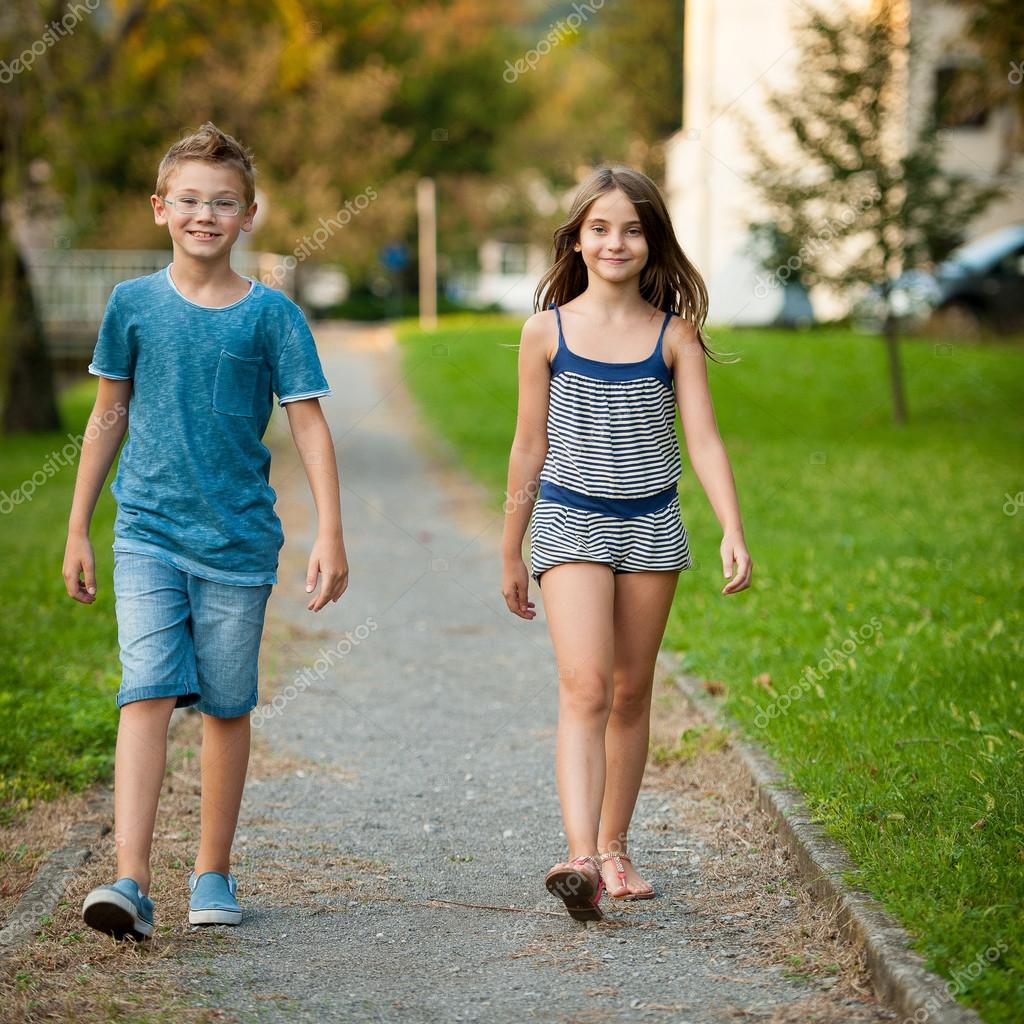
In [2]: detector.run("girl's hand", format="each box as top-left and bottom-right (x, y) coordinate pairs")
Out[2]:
(720, 529), (752, 595)
(63, 533), (97, 604)
(502, 557), (537, 619)
(305, 533), (349, 612)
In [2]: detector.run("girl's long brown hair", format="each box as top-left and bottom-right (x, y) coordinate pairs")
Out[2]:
(533, 166), (730, 363)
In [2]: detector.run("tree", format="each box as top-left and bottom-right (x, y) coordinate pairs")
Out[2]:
(738, 0), (1006, 425)
(1, 0), (662, 431)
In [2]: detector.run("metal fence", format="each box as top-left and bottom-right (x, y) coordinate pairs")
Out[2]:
(25, 249), (295, 357)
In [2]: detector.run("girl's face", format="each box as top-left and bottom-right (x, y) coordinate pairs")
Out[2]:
(574, 189), (649, 285)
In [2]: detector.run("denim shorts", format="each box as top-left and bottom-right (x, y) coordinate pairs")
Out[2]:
(113, 551), (273, 718)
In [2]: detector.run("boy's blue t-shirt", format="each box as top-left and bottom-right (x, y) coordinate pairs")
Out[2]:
(88, 265), (331, 586)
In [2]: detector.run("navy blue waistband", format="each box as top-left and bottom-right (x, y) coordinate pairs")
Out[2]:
(538, 480), (677, 517)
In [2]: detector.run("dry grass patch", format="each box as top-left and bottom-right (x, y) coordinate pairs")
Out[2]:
(0, 713), (231, 1023)
(646, 671), (896, 1023)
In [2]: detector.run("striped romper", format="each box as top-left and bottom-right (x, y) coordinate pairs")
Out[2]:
(529, 303), (694, 583)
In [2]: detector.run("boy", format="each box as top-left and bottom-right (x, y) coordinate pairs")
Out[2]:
(62, 122), (348, 939)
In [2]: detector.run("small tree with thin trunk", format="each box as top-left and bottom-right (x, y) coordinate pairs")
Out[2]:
(739, 0), (1006, 424)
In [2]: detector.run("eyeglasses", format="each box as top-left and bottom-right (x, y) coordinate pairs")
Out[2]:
(163, 196), (246, 217)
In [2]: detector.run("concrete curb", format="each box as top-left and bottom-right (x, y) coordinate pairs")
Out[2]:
(0, 707), (195, 958)
(658, 651), (985, 1024)
(0, 788), (111, 956)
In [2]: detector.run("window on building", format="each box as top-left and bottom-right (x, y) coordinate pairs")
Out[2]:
(500, 244), (529, 275)
(934, 63), (990, 129)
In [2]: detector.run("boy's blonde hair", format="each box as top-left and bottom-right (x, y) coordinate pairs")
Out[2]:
(155, 121), (256, 207)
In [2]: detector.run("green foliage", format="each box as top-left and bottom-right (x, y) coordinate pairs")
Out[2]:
(650, 723), (731, 765)
(0, 381), (120, 821)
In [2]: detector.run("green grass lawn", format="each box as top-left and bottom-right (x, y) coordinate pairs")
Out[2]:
(396, 313), (1024, 1023)
(0, 381), (122, 821)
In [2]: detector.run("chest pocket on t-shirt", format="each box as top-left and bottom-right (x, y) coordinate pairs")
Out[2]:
(213, 350), (262, 418)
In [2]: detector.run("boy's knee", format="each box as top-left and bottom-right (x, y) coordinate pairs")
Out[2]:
(200, 710), (250, 725)
(119, 695), (178, 719)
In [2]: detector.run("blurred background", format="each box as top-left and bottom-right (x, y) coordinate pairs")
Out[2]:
(2, 0), (1023, 433)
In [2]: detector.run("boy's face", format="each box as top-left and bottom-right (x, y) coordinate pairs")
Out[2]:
(151, 160), (256, 262)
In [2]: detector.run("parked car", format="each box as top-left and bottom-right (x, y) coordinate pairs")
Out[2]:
(854, 224), (1024, 336)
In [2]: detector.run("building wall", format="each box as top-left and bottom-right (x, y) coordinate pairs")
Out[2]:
(665, 0), (1024, 327)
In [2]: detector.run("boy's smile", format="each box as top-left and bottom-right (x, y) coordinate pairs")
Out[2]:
(151, 159), (256, 261)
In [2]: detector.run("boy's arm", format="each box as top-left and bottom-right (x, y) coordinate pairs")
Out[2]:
(63, 377), (131, 603)
(283, 397), (349, 612)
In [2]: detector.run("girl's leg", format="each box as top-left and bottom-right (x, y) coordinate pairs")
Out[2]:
(114, 696), (178, 894)
(539, 562), (617, 863)
(598, 569), (679, 895)
(194, 712), (250, 877)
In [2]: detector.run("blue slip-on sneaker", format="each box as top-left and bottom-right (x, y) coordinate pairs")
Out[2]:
(188, 870), (242, 926)
(82, 877), (155, 940)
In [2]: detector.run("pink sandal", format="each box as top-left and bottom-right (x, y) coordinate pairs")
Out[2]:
(599, 850), (655, 901)
(544, 854), (605, 921)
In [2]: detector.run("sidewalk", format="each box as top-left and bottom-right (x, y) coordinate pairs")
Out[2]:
(148, 322), (891, 1023)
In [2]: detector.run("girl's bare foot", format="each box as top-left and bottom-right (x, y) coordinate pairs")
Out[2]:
(598, 850), (654, 900)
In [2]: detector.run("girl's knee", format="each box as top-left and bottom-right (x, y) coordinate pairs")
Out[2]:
(610, 672), (654, 720)
(558, 667), (612, 718)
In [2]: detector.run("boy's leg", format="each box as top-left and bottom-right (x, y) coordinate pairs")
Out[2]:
(194, 712), (250, 876)
(188, 574), (272, 878)
(114, 696), (178, 894)
(110, 551), (201, 893)
(83, 552), (200, 938)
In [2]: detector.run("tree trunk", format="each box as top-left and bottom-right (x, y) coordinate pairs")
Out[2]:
(0, 216), (62, 434)
(0, 65), (61, 435)
(882, 311), (908, 425)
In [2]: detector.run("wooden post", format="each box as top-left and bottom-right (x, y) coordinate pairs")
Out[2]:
(417, 177), (437, 331)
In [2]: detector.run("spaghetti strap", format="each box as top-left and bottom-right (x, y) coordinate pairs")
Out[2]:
(655, 309), (673, 350)
(549, 302), (565, 348)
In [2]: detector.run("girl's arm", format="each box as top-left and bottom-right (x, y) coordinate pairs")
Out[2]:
(501, 313), (553, 619)
(284, 398), (349, 612)
(669, 319), (753, 594)
(63, 377), (131, 604)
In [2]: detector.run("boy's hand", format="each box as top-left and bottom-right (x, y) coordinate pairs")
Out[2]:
(305, 533), (349, 612)
(63, 533), (98, 604)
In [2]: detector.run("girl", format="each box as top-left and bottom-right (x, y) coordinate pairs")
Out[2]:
(501, 166), (752, 922)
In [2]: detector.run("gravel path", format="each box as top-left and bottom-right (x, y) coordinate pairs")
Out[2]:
(176, 324), (890, 1023)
